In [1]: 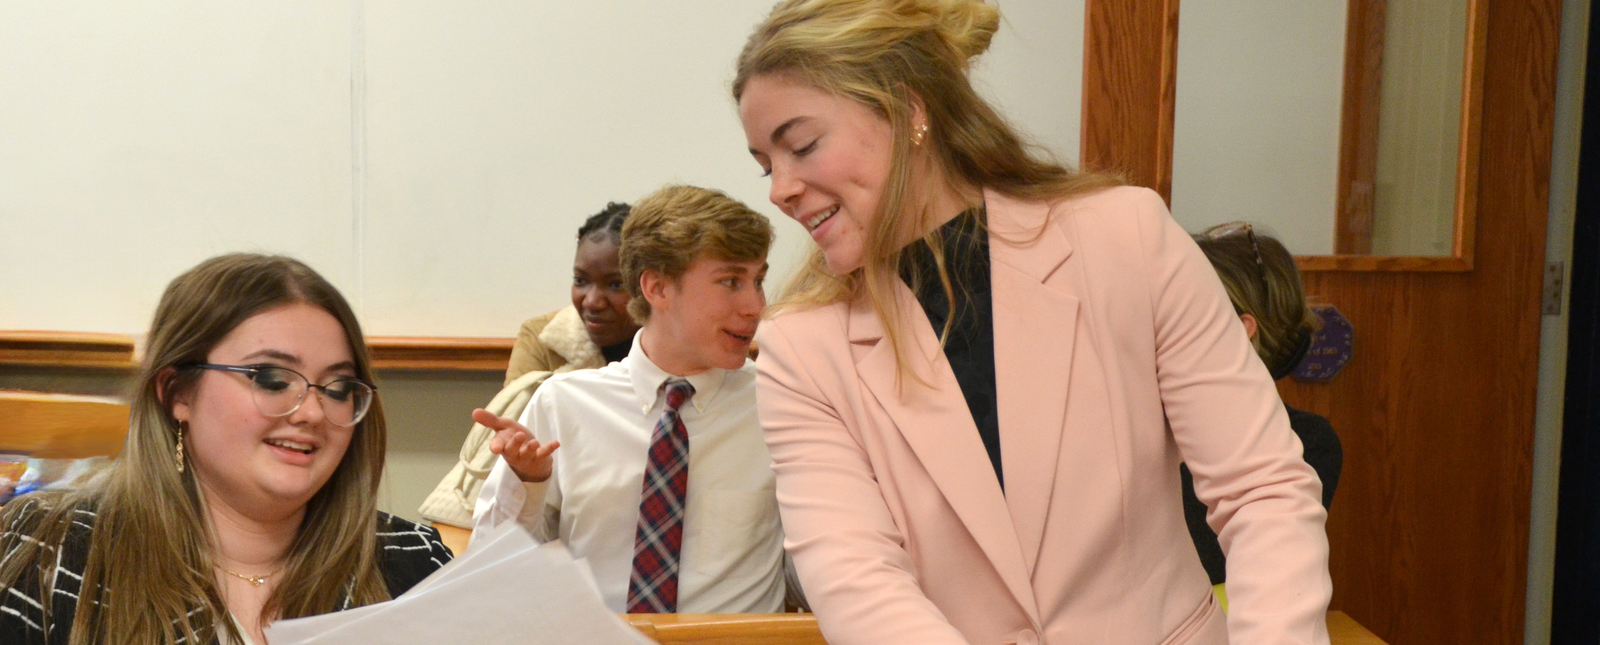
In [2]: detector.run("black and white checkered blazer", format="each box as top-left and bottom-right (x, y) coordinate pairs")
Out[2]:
(0, 497), (453, 645)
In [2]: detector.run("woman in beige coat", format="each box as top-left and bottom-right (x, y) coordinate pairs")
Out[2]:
(420, 203), (640, 527)
(735, 1), (1331, 643)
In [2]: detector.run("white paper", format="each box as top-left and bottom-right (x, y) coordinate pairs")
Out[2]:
(264, 523), (652, 645)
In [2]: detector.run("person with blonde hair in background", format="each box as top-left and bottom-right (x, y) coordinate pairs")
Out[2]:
(1185, 222), (1343, 607)
(472, 185), (793, 614)
(734, 1), (1332, 643)
(0, 254), (451, 645)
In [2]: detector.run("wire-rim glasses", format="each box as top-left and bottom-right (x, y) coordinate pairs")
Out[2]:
(183, 364), (377, 427)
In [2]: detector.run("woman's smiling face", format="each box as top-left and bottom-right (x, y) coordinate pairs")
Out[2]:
(171, 303), (358, 519)
(740, 74), (895, 274)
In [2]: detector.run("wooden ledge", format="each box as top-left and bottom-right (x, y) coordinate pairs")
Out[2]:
(1296, 255), (1473, 272)
(618, 610), (1383, 644)
(0, 331), (137, 370)
(624, 614), (826, 645)
(0, 332), (514, 372)
(365, 336), (514, 371)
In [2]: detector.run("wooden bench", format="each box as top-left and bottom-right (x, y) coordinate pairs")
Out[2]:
(0, 390), (129, 458)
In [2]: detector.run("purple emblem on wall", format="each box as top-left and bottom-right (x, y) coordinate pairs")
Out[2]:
(1292, 305), (1353, 382)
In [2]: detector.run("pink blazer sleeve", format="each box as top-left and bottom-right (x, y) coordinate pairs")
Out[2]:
(1134, 193), (1332, 644)
(756, 320), (972, 645)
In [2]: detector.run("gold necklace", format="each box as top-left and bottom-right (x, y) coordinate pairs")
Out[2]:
(219, 566), (277, 587)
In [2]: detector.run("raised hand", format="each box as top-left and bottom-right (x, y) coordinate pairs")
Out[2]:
(474, 408), (560, 483)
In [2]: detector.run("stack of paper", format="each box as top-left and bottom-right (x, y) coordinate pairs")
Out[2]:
(265, 522), (653, 645)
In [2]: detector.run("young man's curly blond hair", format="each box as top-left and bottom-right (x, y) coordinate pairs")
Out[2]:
(620, 185), (775, 323)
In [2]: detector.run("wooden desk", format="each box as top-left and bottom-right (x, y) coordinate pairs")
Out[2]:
(619, 610), (1385, 644)
(1328, 610), (1387, 644)
(626, 614), (826, 645)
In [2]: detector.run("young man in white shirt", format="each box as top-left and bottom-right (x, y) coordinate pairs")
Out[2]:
(472, 185), (784, 614)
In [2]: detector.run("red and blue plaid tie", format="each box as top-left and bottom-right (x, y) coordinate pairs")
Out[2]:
(626, 378), (695, 613)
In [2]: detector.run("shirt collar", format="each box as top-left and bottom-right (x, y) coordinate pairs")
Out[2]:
(625, 330), (728, 415)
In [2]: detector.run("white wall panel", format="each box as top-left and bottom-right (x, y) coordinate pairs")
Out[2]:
(1169, 1), (1347, 255)
(0, 1), (355, 332)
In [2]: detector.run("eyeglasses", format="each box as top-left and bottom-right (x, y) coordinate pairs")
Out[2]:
(1201, 221), (1271, 299)
(184, 364), (377, 427)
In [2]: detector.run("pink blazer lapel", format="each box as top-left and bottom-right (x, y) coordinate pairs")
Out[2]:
(986, 191), (1079, 575)
(846, 288), (1041, 623)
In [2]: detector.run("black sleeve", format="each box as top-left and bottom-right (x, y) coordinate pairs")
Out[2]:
(1286, 407), (1343, 509)
(375, 513), (454, 598)
(1179, 464), (1228, 585)
(1180, 407), (1341, 587)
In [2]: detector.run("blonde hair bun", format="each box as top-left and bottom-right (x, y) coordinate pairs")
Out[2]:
(745, 0), (1000, 75)
(922, 0), (1000, 63)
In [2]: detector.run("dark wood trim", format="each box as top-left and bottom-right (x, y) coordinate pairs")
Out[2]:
(1295, 255), (1472, 273)
(1451, 0), (1490, 264)
(365, 336), (514, 371)
(1081, 0), (1181, 203)
(1334, 0), (1387, 255)
(0, 332), (514, 372)
(0, 331), (136, 370)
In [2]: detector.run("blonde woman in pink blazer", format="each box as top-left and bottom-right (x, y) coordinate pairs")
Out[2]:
(733, 1), (1332, 644)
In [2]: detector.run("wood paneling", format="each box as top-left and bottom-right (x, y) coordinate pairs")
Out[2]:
(1083, 0), (1561, 642)
(1081, 0), (1180, 202)
(1335, 0), (1387, 255)
(1287, 1), (1557, 640)
(0, 332), (514, 372)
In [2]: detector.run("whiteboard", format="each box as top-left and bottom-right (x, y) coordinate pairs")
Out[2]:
(0, 0), (1084, 337)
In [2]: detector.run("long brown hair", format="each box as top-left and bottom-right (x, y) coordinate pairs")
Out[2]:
(733, 0), (1120, 383)
(0, 253), (391, 644)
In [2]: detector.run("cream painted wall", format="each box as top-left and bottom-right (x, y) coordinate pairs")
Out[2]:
(0, 0), (1083, 339)
(1169, 1), (1347, 255)
(0, 1), (357, 333)
(0, 1), (1084, 523)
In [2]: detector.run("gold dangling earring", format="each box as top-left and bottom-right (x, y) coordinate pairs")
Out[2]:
(912, 123), (928, 146)
(175, 421), (187, 474)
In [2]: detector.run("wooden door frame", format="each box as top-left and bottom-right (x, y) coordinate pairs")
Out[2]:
(1081, 0), (1561, 642)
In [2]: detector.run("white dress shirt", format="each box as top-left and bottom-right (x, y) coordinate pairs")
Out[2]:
(474, 332), (785, 613)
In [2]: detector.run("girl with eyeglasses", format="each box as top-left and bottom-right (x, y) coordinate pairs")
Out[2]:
(0, 253), (451, 645)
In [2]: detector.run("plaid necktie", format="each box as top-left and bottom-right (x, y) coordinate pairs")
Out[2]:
(626, 378), (695, 613)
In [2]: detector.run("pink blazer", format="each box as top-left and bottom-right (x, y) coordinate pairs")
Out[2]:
(755, 187), (1331, 645)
